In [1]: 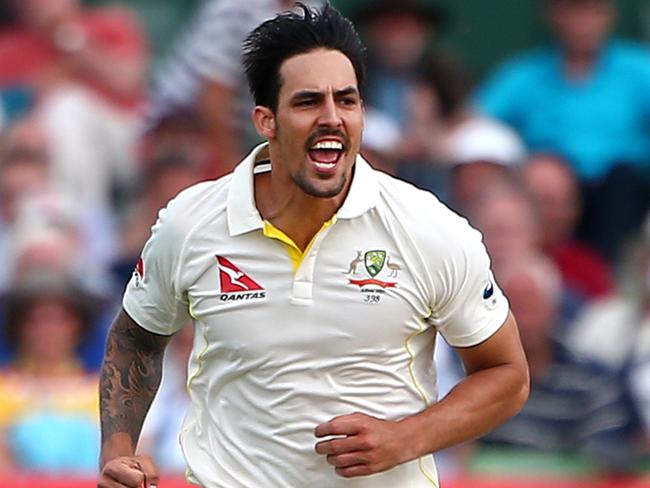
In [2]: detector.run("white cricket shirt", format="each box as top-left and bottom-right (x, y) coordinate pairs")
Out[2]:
(123, 143), (509, 487)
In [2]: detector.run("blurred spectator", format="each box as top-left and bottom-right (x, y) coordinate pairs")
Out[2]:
(465, 183), (540, 275)
(139, 107), (211, 180)
(139, 323), (194, 473)
(147, 0), (321, 177)
(463, 181), (642, 471)
(522, 153), (614, 301)
(0, 117), (52, 291)
(0, 197), (116, 371)
(113, 151), (202, 288)
(628, 216), (650, 447)
(504, 254), (563, 381)
(567, 213), (650, 374)
(0, 270), (100, 474)
(475, 0), (650, 263)
(360, 108), (402, 175)
(0, 0), (148, 211)
(445, 116), (526, 212)
(0, 117), (118, 296)
(0, 116), (117, 370)
(480, 253), (642, 473)
(350, 0), (469, 194)
(467, 182), (585, 331)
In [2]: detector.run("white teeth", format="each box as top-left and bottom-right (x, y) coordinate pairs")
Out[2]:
(312, 140), (343, 150)
(314, 162), (336, 170)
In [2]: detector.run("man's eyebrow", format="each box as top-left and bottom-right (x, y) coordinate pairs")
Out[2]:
(291, 90), (324, 101)
(334, 86), (359, 97)
(290, 86), (360, 101)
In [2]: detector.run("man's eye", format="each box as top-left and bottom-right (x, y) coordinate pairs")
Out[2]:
(297, 99), (316, 106)
(340, 98), (357, 106)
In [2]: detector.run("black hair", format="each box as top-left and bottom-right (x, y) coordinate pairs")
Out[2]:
(242, 2), (367, 112)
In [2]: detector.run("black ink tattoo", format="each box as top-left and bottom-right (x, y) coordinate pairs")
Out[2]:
(99, 309), (171, 451)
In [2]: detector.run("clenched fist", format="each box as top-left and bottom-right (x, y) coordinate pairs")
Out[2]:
(314, 412), (418, 478)
(98, 454), (159, 488)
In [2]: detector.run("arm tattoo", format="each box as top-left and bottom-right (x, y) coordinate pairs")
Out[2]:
(99, 309), (171, 450)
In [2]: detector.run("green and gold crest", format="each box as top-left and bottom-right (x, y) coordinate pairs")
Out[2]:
(364, 250), (386, 277)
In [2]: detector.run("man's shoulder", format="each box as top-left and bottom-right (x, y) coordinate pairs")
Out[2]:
(160, 175), (232, 232)
(374, 170), (438, 207)
(374, 170), (476, 239)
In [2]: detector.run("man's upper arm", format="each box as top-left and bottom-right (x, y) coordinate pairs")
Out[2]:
(108, 308), (173, 356)
(426, 214), (510, 348)
(122, 194), (192, 336)
(454, 312), (528, 378)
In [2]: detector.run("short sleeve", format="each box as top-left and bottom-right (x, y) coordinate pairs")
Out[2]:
(122, 199), (191, 336)
(427, 220), (509, 348)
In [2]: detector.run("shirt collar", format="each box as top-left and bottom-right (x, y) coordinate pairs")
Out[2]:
(337, 152), (380, 219)
(227, 142), (380, 236)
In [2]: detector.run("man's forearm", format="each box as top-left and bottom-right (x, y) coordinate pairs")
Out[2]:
(401, 361), (529, 459)
(99, 309), (169, 467)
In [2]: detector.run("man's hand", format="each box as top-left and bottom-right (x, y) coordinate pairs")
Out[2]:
(98, 455), (159, 488)
(314, 412), (416, 478)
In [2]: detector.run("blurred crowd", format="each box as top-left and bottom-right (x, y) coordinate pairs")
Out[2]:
(0, 0), (649, 481)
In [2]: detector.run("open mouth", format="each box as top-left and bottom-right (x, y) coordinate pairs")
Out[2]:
(307, 139), (345, 173)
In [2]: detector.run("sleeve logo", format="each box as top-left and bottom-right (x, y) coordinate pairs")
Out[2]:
(482, 279), (498, 309)
(483, 281), (494, 299)
(133, 257), (145, 287)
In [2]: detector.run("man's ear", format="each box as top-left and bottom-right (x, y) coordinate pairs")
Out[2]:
(253, 106), (276, 139)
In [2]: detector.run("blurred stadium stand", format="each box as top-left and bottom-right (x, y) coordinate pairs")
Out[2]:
(0, 0), (647, 483)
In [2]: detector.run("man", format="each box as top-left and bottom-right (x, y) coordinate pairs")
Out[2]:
(475, 0), (650, 262)
(99, 4), (529, 487)
(521, 153), (613, 300)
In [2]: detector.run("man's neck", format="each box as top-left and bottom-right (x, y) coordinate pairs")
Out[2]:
(255, 172), (345, 251)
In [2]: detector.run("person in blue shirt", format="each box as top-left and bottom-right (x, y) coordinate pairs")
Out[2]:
(475, 0), (650, 263)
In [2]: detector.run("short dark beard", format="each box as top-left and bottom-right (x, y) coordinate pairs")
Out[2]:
(292, 166), (348, 198)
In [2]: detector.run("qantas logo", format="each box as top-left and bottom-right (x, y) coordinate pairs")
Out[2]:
(216, 256), (266, 301)
(133, 257), (145, 287)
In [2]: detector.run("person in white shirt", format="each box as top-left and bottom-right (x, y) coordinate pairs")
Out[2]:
(98, 4), (529, 487)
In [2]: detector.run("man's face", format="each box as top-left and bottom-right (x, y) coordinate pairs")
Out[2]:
(547, 0), (614, 56)
(261, 48), (364, 199)
(20, 297), (82, 360)
(368, 12), (430, 71)
(522, 157), (580, 246)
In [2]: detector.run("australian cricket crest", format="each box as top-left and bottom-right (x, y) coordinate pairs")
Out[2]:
(364, 250), (386, 277)
(344, 249), (401, 303)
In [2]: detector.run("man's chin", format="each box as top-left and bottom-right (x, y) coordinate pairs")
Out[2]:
(297, 176), (347, 199)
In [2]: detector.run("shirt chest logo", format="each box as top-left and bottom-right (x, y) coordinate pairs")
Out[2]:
(345, 250), (400, 288)
(216, 256), (266, 301)
(344, 250), (400, 304)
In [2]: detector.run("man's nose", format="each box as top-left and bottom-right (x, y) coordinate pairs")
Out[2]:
(317, 96), (342, 128)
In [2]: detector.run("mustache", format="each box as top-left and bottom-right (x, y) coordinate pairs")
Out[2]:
(305, 129), (349, 151)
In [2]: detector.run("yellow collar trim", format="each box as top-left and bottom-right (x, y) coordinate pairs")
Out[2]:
(263, 216), (337, 272)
